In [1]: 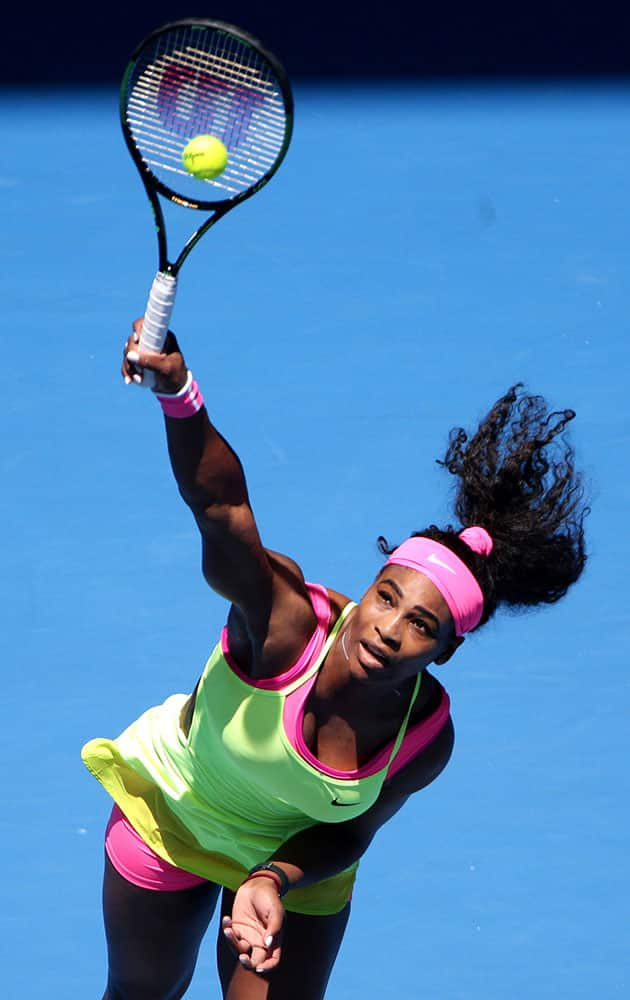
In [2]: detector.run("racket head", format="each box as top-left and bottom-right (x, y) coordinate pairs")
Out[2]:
(120, 19), (294, 213)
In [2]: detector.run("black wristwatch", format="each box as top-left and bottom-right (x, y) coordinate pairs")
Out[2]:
(246, 862), (290, 898)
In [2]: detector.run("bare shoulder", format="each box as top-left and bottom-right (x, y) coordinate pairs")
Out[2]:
(227, 549), (316, 677)
(264, 547), (309, 585)
(263, 563), (353, 632)
(230, 558), (353, 676)
(324, 585), (355, 624)
(264, 563), (353, 627)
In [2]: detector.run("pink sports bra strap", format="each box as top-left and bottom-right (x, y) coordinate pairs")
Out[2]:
(385, 687), (451, 781)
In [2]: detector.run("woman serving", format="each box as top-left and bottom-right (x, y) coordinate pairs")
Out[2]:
(83, 324), (587, 999)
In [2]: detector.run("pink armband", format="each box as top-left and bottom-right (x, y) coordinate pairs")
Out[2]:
(155, 371), (204, 419)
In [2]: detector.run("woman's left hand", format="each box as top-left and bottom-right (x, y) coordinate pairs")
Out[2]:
(222, 878), (285, 973)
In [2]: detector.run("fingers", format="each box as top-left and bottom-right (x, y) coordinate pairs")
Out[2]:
(120, 319), (188, 392)
(121, 326), (142, 384)
(248, 936), (282, 974)
(121, 323), (163, 382)
(126, 347), (162, 376)
(226, 880), (286, 974)
(261, 908), (283, 943)
(221, 915), (283, 975)
(254, 916), (283, 972)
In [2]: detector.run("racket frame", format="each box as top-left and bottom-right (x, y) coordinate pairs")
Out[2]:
(119, 17), (294, 279)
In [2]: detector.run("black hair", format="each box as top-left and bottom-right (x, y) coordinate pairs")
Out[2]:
(377, 384), (589, 630)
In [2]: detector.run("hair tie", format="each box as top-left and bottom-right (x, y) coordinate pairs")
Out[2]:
(459, 526), (493, 557)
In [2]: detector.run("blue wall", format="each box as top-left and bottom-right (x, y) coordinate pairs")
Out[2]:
(4, 0), (630, 83)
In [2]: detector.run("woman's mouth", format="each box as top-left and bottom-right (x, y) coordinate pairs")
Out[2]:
(358, 641), (389, 669)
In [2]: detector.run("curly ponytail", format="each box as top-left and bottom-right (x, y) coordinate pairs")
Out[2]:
(378, 384), (589, 630)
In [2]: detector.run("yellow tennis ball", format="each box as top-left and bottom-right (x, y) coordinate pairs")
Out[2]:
(181, 135), (228, 180)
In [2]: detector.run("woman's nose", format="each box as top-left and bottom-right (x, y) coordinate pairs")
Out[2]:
(375, 619), (401, 651)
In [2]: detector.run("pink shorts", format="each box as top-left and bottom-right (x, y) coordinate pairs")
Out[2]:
(105, 804), (209, 891)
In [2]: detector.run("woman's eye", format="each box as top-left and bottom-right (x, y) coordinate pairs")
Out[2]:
(377, 590), (393, 604)
(413, 619), (432, 637)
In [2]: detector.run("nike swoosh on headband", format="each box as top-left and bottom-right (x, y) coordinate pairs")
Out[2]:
(427, 553), (457, 574)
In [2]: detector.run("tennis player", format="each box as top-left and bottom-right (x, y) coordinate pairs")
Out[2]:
(83, 323), (588, 999)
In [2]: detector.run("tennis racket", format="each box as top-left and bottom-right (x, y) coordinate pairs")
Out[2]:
(120, 18), (294, 385)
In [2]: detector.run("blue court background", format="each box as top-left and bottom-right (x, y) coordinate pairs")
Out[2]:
(1, 81), (628, 998)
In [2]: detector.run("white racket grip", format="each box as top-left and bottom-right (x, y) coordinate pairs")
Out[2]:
(139, 271), (178, 388)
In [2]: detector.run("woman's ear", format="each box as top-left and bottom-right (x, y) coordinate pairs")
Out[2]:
(434, 635), (465, 666)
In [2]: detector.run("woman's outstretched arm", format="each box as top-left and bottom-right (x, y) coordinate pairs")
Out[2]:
(122, 322), (316, 666)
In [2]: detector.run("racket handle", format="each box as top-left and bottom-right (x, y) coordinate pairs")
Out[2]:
(138, 271), (178, 388)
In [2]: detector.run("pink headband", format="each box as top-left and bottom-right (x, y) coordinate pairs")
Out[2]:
(384, 527), (493, 635)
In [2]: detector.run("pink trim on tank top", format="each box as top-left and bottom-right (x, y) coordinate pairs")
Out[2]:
(220, 582), (332, 690)
(105, 804), (208, 891)
(384, 689), (451, 780)
(283, 677), (451, 779)
(222, 581), (451, 781)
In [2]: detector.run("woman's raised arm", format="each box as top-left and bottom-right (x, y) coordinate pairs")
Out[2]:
(122, 321), (316, 663)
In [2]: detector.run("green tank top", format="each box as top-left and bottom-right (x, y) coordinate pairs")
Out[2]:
(81, 590), (421, 914)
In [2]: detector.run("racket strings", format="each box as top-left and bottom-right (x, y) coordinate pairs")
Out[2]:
(124, 24), (288, 199)
(131, 63), (283, 163)
(142, 45), (284, 133)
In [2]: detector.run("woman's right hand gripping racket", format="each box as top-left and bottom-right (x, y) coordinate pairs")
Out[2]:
(120, 18), (294, 386)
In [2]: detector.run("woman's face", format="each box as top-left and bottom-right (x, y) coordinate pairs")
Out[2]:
(339, 564), (463, 690)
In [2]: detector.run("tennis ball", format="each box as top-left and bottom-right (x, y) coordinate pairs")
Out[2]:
(182, 135), (228, 180)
